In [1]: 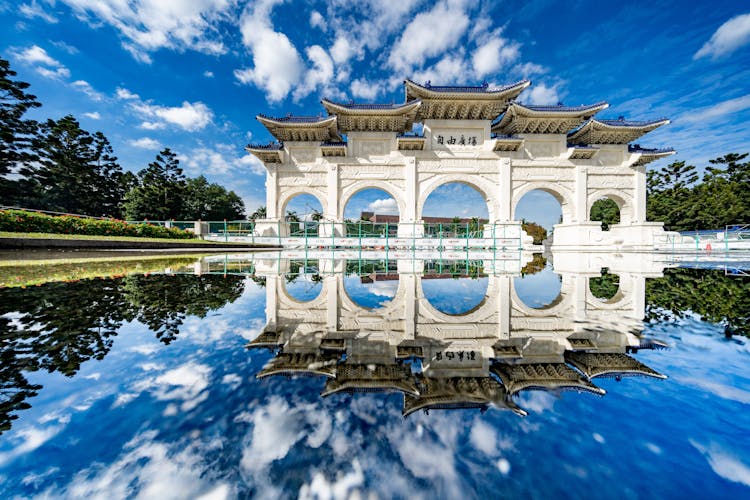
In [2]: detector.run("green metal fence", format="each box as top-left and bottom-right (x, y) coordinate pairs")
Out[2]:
(120, 219), (524, 249)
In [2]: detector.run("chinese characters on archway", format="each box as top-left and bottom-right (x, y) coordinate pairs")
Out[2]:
(434, 350), (477, 362)
(435, 134), (478, 146)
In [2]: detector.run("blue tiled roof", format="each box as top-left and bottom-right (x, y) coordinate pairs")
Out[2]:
(397, 133), (425, 138)
(321, 141), (347, 147)
(324, 100), (416, 110)
(258, 114), (328, 123)
(408, 79), (529, 93)
(491, 134), (522, 140)
(598, 118), (668, 127)
(628, 145), (674, 154)
(248, 142), (283, 150)
(523, 101), (608, 112)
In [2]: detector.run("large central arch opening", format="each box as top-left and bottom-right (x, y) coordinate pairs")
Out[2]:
(343, 259), (399, 309)
(422, 182), (489, 237)
(343, 187), (400, 237)
(422, 260), (489, 315)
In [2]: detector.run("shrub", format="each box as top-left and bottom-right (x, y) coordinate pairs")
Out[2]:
(0, 210), (194, 239)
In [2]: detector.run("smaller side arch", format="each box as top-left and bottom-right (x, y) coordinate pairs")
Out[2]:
(278, 189), (328, 220)
(587, 190), (633, 225)
(511, 182), (574, 224)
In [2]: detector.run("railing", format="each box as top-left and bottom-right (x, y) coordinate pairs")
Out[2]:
(116, 219), (526, 249)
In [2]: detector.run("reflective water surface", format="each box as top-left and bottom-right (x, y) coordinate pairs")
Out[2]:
(1, 251), (749, 498)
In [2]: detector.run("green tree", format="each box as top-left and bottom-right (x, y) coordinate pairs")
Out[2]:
(0, 58), (41, 206)
(522, 220), (548, 244)
(590, 198), (620, 230)
(24, 115), (100, 214)
(647, 155), (749, 231)
(123, 148), (186, 220)
(180, 175), (245, 220)
(88, 132), (130, 217)
(249, 205), (266, 220)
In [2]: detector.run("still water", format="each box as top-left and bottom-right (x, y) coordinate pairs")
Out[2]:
(0, 251), (749, 498)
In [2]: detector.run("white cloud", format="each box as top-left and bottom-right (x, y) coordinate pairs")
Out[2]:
(36, 66), (70, 79)
(203, 70), (214, 78)
(692, 441), (750, 487)
(19, 1), (58, 23)
(59, 0), (233, 62)
(15, 44), (62, 66)
(52, 40), (79, 54)
(129, 137), (161, 149)
(351, 78), (383, 100)
(240, 397), (305, 472)
(116, 87), (140, 100)
(679, 94), (750, 123)
(0, 424), (64, 466)
(9, 45), (68, 79)
(412, 55), (468, 86)
(330, 35), (358, 65)
(388, 1), (470, 73)
(139, 121), (167, 131)
(71, 80), (104, 101)
(83, 111), (101, 120)
(294, 45), (335, 100)
(235, 0), (304, 103)
(472, 37), (520, 77)
(514, 61), (547, 78)
(523, 82), (560, 105)
(469, 420), (499, 456)
(310, 10), (326, 31)
(366, 198), (398, 214)
(133, 100), (214, 131)
(53, 431), (223, 498)
(695, 13), (750, 60)
(179, 143), (265, 176)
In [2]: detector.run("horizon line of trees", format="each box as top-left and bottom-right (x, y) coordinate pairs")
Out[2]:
(647, 153), (749, 231)
(1, 57), (245, 221)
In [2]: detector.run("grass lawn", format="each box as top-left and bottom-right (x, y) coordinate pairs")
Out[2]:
(0, 254), (213, 287)
(0, 231), (251, 245)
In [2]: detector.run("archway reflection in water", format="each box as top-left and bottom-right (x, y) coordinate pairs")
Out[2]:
(513, 256), (562, 309)
(421, 260), (489, 315)
(0, 253), (749, 497)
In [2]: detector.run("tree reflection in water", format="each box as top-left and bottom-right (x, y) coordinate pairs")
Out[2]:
(0, 274), (244, 433)
(646, 267), (750, 337)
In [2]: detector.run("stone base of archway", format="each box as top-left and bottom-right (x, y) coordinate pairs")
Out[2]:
(551, 222), (672, 252)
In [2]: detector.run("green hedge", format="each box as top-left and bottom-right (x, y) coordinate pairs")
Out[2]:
(0, 210), (194, 239)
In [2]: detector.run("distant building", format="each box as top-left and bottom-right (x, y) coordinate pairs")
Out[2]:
(360, 212), (488, 225)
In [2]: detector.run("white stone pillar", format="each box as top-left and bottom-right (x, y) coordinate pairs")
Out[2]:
(321, 164), (340, 237)
(402, 274), (417, 339)
(498, 158), (512, 222)
(265, 275), (279, 332)
(574, 166), (588, 223)
(399, 157), (422, 237)
(325, 275), (338, 333)
(496, 275), (510, 340)
(633, 165), (647, 223)
(267, 167), (278, 219)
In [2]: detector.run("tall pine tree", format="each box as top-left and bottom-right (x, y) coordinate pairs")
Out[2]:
(123, 148), (186, 220)
(0, 58), (41, 206)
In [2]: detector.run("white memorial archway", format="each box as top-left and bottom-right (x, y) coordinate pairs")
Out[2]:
(248, 80), (676, 251)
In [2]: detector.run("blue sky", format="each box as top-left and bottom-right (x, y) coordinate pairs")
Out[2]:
(2, 0), (749, 227)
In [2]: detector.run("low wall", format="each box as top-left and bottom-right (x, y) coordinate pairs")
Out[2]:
(0, 237), (277, 251)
